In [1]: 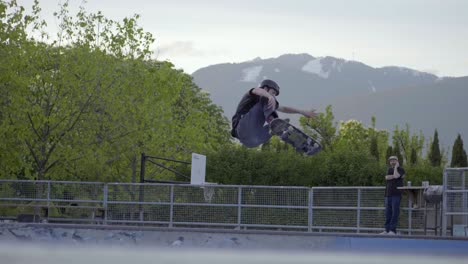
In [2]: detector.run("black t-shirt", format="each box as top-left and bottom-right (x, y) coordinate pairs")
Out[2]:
(230, 88), (279, 137)
(385, 167), (406, 197)
(234, 88), (261, 117)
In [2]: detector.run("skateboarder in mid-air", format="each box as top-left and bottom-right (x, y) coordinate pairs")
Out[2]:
(231, 79), (321, 154)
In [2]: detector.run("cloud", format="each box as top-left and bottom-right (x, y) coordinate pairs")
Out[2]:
(157, 41), (206, 58)
(156, 41), (228, 60)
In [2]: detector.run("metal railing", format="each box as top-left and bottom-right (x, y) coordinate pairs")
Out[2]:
(442, 168), (468, 236)
(0, 180), (438, 235)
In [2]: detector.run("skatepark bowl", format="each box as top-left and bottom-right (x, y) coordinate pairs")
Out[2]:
(1, 168), (468, 263)
(0, 224), (468, 264)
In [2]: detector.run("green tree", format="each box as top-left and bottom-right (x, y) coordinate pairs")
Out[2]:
(0, 0), (51, 179)
(0, 1), (230, 181)
(386, 146), (393, 160)
(410, 148), (418, 165)
(451, 134), (468, 168)
(428, 129), (442, 167)
(261, 137), (293, 153)
(405, 160), (443, 185)
(390, 126), (403, 165)
(392, 124), (425, 164)
(369, 116), (379, 161)
(300, 105), (337, 150)
(464, 150), (468, 167)
(337, 119), (369, 150)
(370, 136), (379, 161)
(393, 141), (404, 166)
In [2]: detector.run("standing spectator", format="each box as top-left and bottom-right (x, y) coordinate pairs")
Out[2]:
(381, 156), (405, 235)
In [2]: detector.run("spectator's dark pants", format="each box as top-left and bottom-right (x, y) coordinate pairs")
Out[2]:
(385, 195), (402, 233)
(236, 99), (277, 148)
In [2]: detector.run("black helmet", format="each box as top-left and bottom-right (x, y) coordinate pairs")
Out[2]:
(260, 79), (280, 96)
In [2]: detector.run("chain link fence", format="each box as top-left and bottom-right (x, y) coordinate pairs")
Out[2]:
(442, 168), (468, 236)
(0, 180), (439, 235)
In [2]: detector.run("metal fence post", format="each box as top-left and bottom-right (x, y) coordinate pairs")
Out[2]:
(139, 153), (146, 222)
(237, 186), (242, 230)
(462, 170), (467, 227)
(357, 188), (361, 233)
(442, 169), (448, 236)
(308, 188), (313, 232)
(47, 181), (51, 222)
(408, 195), (412, 235)
(169, 185), (174, 228)
(103, 184), (108, 225)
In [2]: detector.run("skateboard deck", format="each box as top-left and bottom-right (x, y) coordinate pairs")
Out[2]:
(269, 118), (322, 156)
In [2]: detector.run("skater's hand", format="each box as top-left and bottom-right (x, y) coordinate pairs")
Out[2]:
(302, 109), (318, 118)
(385, 175), (395, 180)
(267, 95), (276, 109)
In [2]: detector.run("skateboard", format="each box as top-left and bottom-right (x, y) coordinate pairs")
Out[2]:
(269, 118), (322, 156)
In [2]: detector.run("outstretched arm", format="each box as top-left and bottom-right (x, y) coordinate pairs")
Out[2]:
(278, 106), (318, 118)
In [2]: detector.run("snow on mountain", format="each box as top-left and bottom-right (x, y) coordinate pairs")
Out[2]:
(332, 60), (343, 73)
(240, 66), (263, 82)
(248, 57), (262, 63)
(411, 70), (422, 77)
(379, 66), (426, 77)
(301, 58), (330, 78)
(368, 80), (377, 93)
(400, 67), (422, 77)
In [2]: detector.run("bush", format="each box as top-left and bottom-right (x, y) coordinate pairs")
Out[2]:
(206, 142), (387, 187)
(404, 161), (444, 186)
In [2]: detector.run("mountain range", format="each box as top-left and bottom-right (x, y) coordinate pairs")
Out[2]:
(192, 54), (467, 152)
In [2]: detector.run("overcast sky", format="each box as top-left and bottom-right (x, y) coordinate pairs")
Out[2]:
(19, 0), (468, 76)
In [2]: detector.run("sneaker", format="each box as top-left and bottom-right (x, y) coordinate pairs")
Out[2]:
(379, 231), (388, 235)
(388, 231), (396, 235)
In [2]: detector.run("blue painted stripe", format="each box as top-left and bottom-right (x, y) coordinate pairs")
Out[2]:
(331, 236), (468, 255)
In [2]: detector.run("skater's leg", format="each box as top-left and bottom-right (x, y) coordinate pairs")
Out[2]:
(257, 124), (273, 144)
(260, 97), (278, 123)
(236, 101), (276, 148)
(238, 124), (273, 148)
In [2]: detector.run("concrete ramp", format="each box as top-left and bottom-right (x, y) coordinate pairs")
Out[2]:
(0, 223), (468, 257)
